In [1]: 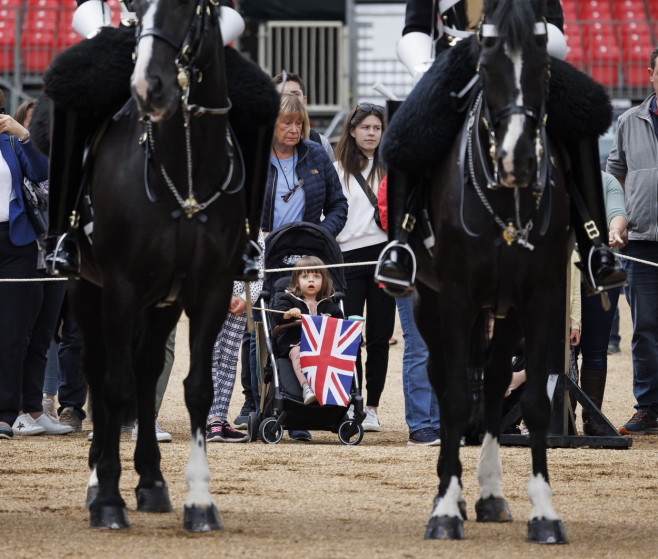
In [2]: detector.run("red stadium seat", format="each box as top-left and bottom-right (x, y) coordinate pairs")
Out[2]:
(26, 0), (61, 6)
(612, 0), (646, 17)
(624, 63), (650, 87)
(22, 37), (56, 73)
(578, 0), (613, 19)
(0, 0), (23, 7)
(0, 24), (15, 72)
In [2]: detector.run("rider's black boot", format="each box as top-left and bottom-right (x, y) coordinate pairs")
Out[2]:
(44, 105), (86, 277)
(374, 166), (419, 297)
(568, 137), (626, 292)
(232, 123), (273, 282)
(374, 100), (419, 298)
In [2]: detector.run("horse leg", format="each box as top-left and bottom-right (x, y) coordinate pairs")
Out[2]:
(83, 280), (140, 529)
(416, 283), (473, 540)
(68, 279), (106, 512)
(180, 305), (227, 532)
(521, 295), (568, 544)
(132, 305), (182, 513)
(475, 313), (518, 523)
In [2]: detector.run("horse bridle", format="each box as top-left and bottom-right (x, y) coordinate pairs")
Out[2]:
(476, 18), (550, 191)
(135, 0), (243, 219)
(136, 0), (232, 117)
(463, 18), (552, 250)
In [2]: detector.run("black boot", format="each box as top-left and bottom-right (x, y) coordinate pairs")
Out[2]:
(580, 368), (607, 436)
(44, 105), (87, 277)
(232, 123), (273, 282)
(374, 100), (418, 298)
(567, 137), (626, 292)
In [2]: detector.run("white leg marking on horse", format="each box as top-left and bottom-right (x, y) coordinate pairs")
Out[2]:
(477, 433), (504, 499)
(184, 427), (213, 507)
(88, 466), (98, 489)
(527, 473), (559, 520)
(131, 4), (155, 101)
(430, 476), (464, 518)
(500, 48), (525, 178)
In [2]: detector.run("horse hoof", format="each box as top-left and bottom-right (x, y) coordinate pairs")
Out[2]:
(85, 486), (99, 510)
(527, 518), (568, 544)
(475, 496), (513, 522)
(424, 516), (464, 540)
(89, 505), (130, 530)
(136, 482), (173, 513)
(183, 504), (223, 532)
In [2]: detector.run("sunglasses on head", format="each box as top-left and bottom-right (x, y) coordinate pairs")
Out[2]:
(355, 102), (384, 115)
(351, 103), (384, 125)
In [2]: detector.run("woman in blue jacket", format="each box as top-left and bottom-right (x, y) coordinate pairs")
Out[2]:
(0, 94), (49, 440)
(262, 93), (347, 238)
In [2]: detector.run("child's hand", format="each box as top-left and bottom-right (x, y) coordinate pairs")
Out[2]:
(570, 328), (580, 346)
(284, 308), (302, 319)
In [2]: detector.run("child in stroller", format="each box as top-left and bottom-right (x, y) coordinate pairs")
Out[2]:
(270, 256), (344, 405)
(249, 221), (366, 445)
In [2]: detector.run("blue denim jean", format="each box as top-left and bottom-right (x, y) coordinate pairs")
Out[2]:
(621, 241), (658, 417)
(608, 303), (621, 347)
(396, 295), (440, 434)
(579, 286), (620, 370)
(56, 296), (87, 420)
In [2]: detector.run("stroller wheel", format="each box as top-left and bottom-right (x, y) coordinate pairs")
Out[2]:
(338, 420), (364, 445)
(247, 411), (260, 442)
(259, 417), (283, 444)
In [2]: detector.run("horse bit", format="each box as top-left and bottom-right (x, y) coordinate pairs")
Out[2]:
(136, 0), (237, 219)
(468, 19), (552, 250)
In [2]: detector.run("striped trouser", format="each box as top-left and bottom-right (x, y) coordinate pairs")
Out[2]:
(208, 312), (247, 421)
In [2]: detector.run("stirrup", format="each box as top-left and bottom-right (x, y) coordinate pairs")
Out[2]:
(45, 233), (81, 278)
(374, 241), (417, 297)
(582, 245), (628, 293)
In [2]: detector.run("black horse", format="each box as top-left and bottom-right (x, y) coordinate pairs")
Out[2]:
(413, 0), (569, 544)
(66, 0), (261, 531)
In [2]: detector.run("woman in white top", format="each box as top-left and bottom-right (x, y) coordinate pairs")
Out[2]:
(334, 103), (394, 432)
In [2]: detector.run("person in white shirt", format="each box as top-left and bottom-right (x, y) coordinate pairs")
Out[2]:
(334, 103), (393, 433)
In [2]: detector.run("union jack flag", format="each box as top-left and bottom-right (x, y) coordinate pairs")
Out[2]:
(299, 315), (363, 407)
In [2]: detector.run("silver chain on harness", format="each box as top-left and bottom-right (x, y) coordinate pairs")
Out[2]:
(148, 110), (233, 219)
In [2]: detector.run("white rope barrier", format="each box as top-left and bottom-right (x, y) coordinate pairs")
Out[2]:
(262, 260), (378, 275)
(0, 276), (69, 282)
(1, 253), (656, 284)
(615, 253), (658, 268)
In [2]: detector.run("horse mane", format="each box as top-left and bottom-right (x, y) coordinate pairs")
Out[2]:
(485, 0), (544, 51)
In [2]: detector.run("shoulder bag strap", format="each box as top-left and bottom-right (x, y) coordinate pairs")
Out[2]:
(354, 173), (383, 229)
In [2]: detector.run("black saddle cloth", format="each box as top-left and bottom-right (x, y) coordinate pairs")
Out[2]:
(381, 36), (613, 173)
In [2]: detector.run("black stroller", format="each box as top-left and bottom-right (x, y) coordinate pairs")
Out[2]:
(247, 221), (366, 445)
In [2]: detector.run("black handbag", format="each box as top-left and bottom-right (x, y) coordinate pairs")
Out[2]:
(21, 176), (49, 235)
(9, 135), (49, 235)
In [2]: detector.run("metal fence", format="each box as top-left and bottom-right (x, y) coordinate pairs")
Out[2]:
(257, 20), (350, 115)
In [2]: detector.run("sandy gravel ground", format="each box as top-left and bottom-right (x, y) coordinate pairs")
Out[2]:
(2, 297), (657, 558)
